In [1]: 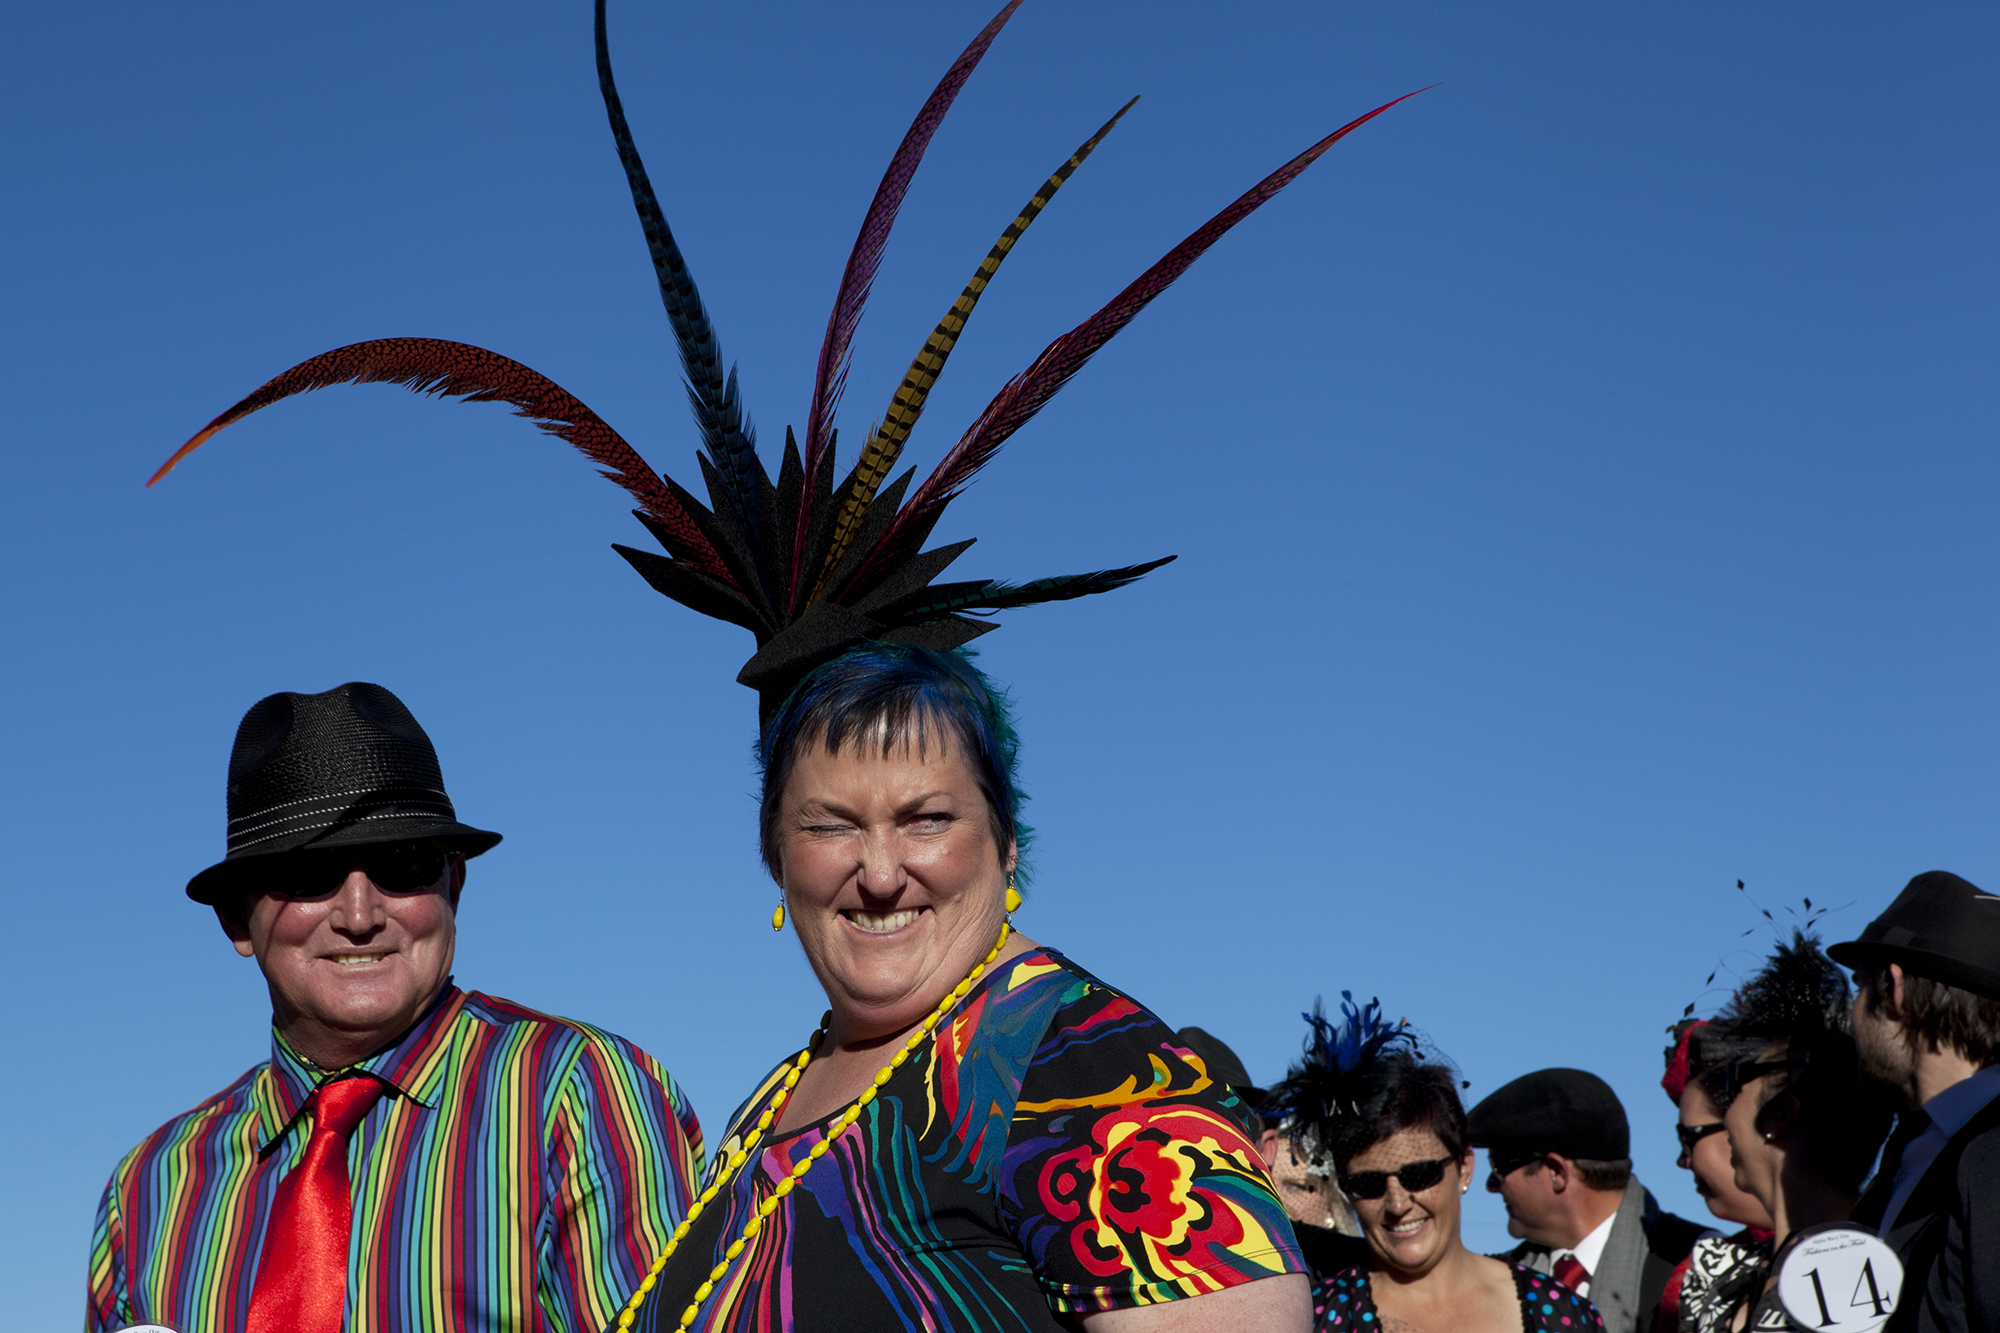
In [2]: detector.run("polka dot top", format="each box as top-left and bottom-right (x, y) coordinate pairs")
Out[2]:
(1313, 1261), (1608, 1332)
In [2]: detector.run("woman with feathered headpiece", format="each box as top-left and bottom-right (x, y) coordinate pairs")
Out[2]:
(1675, 932), (1898, 1333)
(1272, 995), (1607, 1333)
(149, 2), (1430, 1328)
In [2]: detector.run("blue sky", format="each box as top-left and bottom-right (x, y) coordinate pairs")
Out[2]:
(3, 2), (1995, 1324)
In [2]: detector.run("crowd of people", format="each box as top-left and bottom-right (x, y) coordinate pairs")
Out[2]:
(84, 671), (2000, 1333)
(103, 3), (1998, 1330)
(1197, 874), (2000, 1333)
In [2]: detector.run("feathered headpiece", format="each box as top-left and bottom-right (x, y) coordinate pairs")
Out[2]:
(1271, 992), (1424, 1177)
(148, 2), (1420, 718)
(1713, 929), (1851, 1044)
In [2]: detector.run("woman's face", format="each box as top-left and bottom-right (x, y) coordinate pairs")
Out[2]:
(1345, 1126), (1471, 1279)
(1679, 1081), (1774, 1230)
(777, 727), (1013, 1043)
(1721, 1042), (1788, 1215)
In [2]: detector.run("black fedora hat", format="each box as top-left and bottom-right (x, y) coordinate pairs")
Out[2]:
(186, 682), (501, 905)
(1828, 871), (2000, 1001)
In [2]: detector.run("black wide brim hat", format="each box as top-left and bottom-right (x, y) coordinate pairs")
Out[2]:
(186, 682), (501, 905)
(1828, 870), (2000, 1001)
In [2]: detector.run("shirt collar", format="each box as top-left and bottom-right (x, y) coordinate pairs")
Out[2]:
(258, 982), (467, 1152)
(1920, 1062), (2000, 1138)
(1557, 1207), (1619, 1276)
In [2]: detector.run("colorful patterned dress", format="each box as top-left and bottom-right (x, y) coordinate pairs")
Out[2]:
(1313, 1262), (1608, 1332)
(626, 949), (1303, 1331)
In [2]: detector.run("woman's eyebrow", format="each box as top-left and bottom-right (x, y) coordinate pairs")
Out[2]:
(895, 791), (956, 816)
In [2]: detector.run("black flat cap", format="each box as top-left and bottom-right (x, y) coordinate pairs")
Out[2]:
(1828, 871), (2000, 1001)
(1176, 1027), (1265, 1109)
(1467, 1067), (1629, 1161)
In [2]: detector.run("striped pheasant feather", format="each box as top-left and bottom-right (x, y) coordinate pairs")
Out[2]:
(810, 96), (1140, 600)
(791, 0), (1026, 610)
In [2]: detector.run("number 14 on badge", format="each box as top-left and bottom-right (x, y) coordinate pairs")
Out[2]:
(1777, 1225), (1904, 1333)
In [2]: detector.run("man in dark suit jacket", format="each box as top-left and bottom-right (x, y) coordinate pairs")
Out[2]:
(1834, 871), (2000, 1333)
(1469, 1068), (1704, 1333)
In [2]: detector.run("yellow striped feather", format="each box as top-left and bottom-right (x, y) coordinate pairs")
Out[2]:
(809, 97), (1139, 599)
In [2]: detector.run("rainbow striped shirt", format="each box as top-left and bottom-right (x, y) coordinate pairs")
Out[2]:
(87, 985), (702, 1333)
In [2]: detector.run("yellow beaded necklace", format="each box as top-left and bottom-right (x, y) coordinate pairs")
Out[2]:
(617, 917), (1015, 1331)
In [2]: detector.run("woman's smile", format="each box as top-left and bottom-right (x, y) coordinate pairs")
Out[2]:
(843, 906), (929, 936)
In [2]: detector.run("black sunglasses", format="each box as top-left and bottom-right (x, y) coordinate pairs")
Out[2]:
(1715, 1056), (1808, 1098)
(1675, 1121), (1726, 1155)
(1486, 1148), (1547, 1178)
(1339, 1155), (1456, 1201)
(264, 842), (457, 900)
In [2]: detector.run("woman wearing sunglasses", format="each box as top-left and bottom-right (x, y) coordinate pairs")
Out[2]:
(1273, 996), (1607, 1333)
(1652, 1020), (1774, 1331)
(1674, 933), (1896, 1333)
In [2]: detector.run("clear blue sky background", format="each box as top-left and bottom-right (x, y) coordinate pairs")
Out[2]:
(3, 2), (1995, 1326)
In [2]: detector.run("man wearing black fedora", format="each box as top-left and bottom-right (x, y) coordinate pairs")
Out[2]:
(1836, 871), (2000, 1333)
(87, 682), (702, 1333)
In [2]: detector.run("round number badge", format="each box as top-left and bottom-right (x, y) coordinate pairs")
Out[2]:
(1776, 1224), (1904, 1333)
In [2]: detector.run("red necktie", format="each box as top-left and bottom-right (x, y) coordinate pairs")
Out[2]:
(246, 1075), (387, 1333)
(1551, 1253), (1590, 1293)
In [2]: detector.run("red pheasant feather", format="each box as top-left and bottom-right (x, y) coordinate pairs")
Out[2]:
(149, 337), (731, 579)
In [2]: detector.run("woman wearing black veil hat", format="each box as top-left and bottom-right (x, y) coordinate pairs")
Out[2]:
(1274, 995), (1608, 1333)
(149, 3), (1434, 1327)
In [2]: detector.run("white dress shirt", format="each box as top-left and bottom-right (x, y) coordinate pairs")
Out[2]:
(1881, 1062), (2000, 1231)
(1550, 1209), (1618, 1297)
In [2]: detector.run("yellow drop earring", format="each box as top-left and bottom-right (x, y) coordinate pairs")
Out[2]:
(771, 893), (786, 932)
(1004, 870), (1022, 917)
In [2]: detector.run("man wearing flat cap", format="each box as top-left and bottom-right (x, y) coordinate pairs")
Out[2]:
(1837, 870), (2000, 1333)
(87, 683), (702, 1333)
(1469, 1067), (1702, 1333)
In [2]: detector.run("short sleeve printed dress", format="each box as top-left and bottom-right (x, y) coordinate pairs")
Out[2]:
(627, 949), (1303, 1331)
(1313, 1263), (1608, 1333)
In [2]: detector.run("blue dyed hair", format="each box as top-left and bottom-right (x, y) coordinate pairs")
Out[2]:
(756, 642), (1030, 884)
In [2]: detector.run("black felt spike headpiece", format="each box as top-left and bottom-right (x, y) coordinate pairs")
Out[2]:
(150, 2), (1422, 718)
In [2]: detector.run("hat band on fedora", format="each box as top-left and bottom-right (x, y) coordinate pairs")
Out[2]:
(227, 785), (457, 853)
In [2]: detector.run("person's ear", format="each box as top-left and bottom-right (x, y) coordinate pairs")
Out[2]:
(1544, 1153), (1573, 1194)
(216, 900), (257, 959)
(1002, 837), (1018, 878)
(1458, 1147), (1477, 1189)
(1257, 1127), (1282, 1170)
(1887, 963), (1907, 1017)
(446, 854), (466, 912)
(1755, 1090), (1803, 1144)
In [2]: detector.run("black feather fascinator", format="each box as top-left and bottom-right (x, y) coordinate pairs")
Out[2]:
(1714, 929), (1851, 1044)
(1692, 929), (1853, 1101)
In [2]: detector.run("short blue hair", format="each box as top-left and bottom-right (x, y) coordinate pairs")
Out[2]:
(756, 643), (1029, 883)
